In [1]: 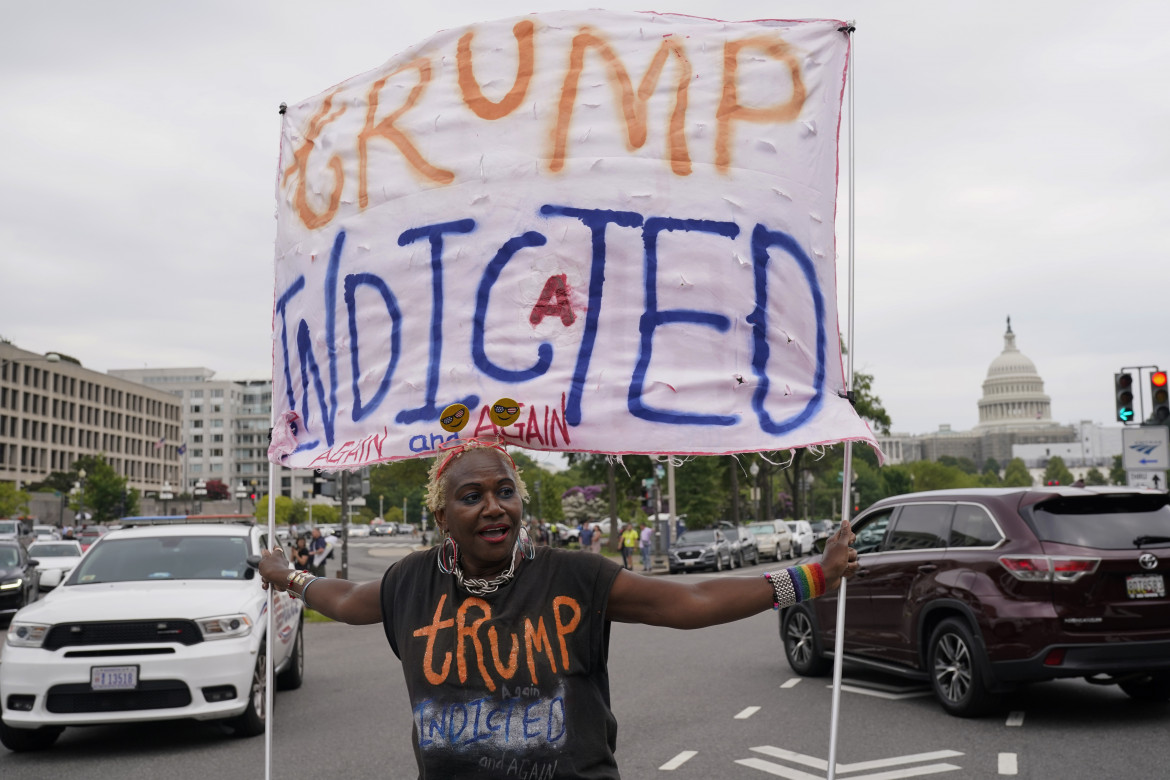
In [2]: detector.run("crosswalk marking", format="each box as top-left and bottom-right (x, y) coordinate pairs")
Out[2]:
(1005, 711), (1025, 727)
(998, 753), (1018, 775)
(659, 750), (697, 771)
(781, 677), (802, 689)
(740, 746), (965, 778)
(735, 706), (762, 719)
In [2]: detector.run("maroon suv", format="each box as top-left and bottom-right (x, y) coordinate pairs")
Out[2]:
(780, 486), (1170, 716)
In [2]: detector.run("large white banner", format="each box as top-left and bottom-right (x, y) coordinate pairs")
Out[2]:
(271, 10), (875, 468)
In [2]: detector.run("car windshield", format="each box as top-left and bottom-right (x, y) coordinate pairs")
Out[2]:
(786, 523), (798, 532)
(0, 521), (19, 535)
(79, 530), (103, 540)
(748, 525), (773, 535)
(1029, 495), (1170, 549)
(677, 530), (716, 544)
(29, 543), (82, 557)
(0, 547), (20, 566)
(68, 535), (252, 584)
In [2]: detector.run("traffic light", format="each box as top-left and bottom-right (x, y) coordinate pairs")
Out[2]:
(1152, 370), (1170, 423)
(313, 470), (336, 498)
(1115, 372), (1135, 423)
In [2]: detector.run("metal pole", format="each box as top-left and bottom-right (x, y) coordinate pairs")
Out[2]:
(340, 471), (349, 580)
(827, 22), (856, 780)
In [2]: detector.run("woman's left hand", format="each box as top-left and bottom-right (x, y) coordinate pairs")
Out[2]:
(821, 519), (859, 592)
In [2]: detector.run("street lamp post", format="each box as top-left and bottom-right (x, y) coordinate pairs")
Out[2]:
(235, 483), (248, 514)
(76, 468), (87, 526)
(194, 480), (207, 515)
(160, 481), (174, 516)
(750, 461), (761, 523)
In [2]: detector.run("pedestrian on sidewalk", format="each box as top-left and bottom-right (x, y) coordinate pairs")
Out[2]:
(258, 437), (858, 780)
(619, 523), (638, 570)
(639, 523), (653, 572)
(580, 521), (594, 552)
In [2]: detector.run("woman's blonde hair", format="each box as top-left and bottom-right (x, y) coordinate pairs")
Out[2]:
(424, 438), (529, 514)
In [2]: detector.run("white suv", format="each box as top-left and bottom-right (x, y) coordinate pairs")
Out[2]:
(0, 519), (303, 752)
(784, 520), (817, 558)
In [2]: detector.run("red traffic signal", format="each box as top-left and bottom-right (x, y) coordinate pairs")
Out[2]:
(1152, 370), (1170, 423)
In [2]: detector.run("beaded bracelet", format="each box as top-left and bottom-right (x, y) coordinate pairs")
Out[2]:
(763, 563), (826, 610)
(300, 576), (321, 609)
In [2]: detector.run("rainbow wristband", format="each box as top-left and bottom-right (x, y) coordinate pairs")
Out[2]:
(764, 563), (826, 610)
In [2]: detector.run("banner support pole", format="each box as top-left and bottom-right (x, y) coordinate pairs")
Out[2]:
(827, 22), (856, 780)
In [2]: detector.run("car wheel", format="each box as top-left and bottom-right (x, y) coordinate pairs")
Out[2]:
(1118, 673), (1170, 702)
(928, 618), (995, 717)
(230, 641), (267, 737)
(714, 554), (723, 573)
(276, 621), (304, 691)
(781, 606), (831, 677)
(0, 715), (62, 752)
(732, 550), (742, 569)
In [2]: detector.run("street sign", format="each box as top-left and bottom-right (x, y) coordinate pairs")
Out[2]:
(1122, 426), (1170, 471)
(1127, 470), (1166, 490)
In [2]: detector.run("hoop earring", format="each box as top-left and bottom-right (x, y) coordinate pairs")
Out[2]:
(437, 535), (459, 575)
(517, 526), (535, 560)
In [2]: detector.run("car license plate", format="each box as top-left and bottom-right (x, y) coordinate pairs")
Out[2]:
(684, 560), (695, 566)
(91, 665), (138, 690)
(1126, 574), (1165, 599)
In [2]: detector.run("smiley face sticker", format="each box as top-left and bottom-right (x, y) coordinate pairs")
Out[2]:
(439, 403), (470, 433)
(489, 398), (522, 426)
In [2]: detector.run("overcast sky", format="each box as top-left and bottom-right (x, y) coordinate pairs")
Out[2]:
(3, 0), (1167, 439)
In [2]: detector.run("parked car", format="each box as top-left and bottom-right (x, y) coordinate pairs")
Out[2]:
(0, 541), (40, 623)
(811, 519), (836, 542)
(780, 486), (1170, 717)
(667, 528), (733, 573)
(0, 519), (34, 549)
(718, 523), (760, 568)
(31, 526), (61, 542)
(747, 520), (794, 561)
(784, 520), (816, 557)
(346, 524), (370, 538)
(0, 518), (304, 751)
(26, 541), (84, 591)
(75, 526), (109, 553)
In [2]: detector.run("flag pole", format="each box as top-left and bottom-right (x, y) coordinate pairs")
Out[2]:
(827, 21), (856, 780)
(262, 101), (289, 780)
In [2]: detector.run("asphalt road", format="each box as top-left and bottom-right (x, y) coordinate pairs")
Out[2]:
(2, 542), (1168, 778)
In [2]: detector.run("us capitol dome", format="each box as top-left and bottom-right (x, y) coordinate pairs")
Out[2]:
(878, 317), (1077, 466)
(973, 316), (1055, 431)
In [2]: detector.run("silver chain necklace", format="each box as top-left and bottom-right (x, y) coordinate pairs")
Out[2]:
(453, 547), (520, 596)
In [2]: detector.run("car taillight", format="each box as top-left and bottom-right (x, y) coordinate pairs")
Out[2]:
(999, 556), (1099, 583)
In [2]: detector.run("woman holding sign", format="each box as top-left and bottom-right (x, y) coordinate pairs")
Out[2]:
(258, 438), (857, 779)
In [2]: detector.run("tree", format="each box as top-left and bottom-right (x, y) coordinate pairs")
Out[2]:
(205, 479), (231, 501)
(70, 455), (139, 522)
(253, 495), (296, 525)
(0, 481), (30, 518)
(561, 485), (608, 524)
(1002, 458), (1033, 487)
(1109, 454), (1127, 486)
(1042, 456), (1074, 486)
(1083, 467), (1108, 486)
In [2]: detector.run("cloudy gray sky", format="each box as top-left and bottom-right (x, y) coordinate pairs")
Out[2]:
(3, 0), (1167, 438)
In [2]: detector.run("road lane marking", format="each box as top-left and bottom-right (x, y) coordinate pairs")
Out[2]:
(1005, 711), (1025, 727)
(735, 706), (762, 719)
(744, 748), (964, 776)
(998, 753), (1018, 775)
(781, 678), (802, 689)
(833, 683), (934, 700)
(659, 750), (697, 771)
(737, 756), (962, 779)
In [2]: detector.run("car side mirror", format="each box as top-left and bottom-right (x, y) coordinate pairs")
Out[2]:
(29, 559), (41, 567)
(813, 538), (827, 555)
